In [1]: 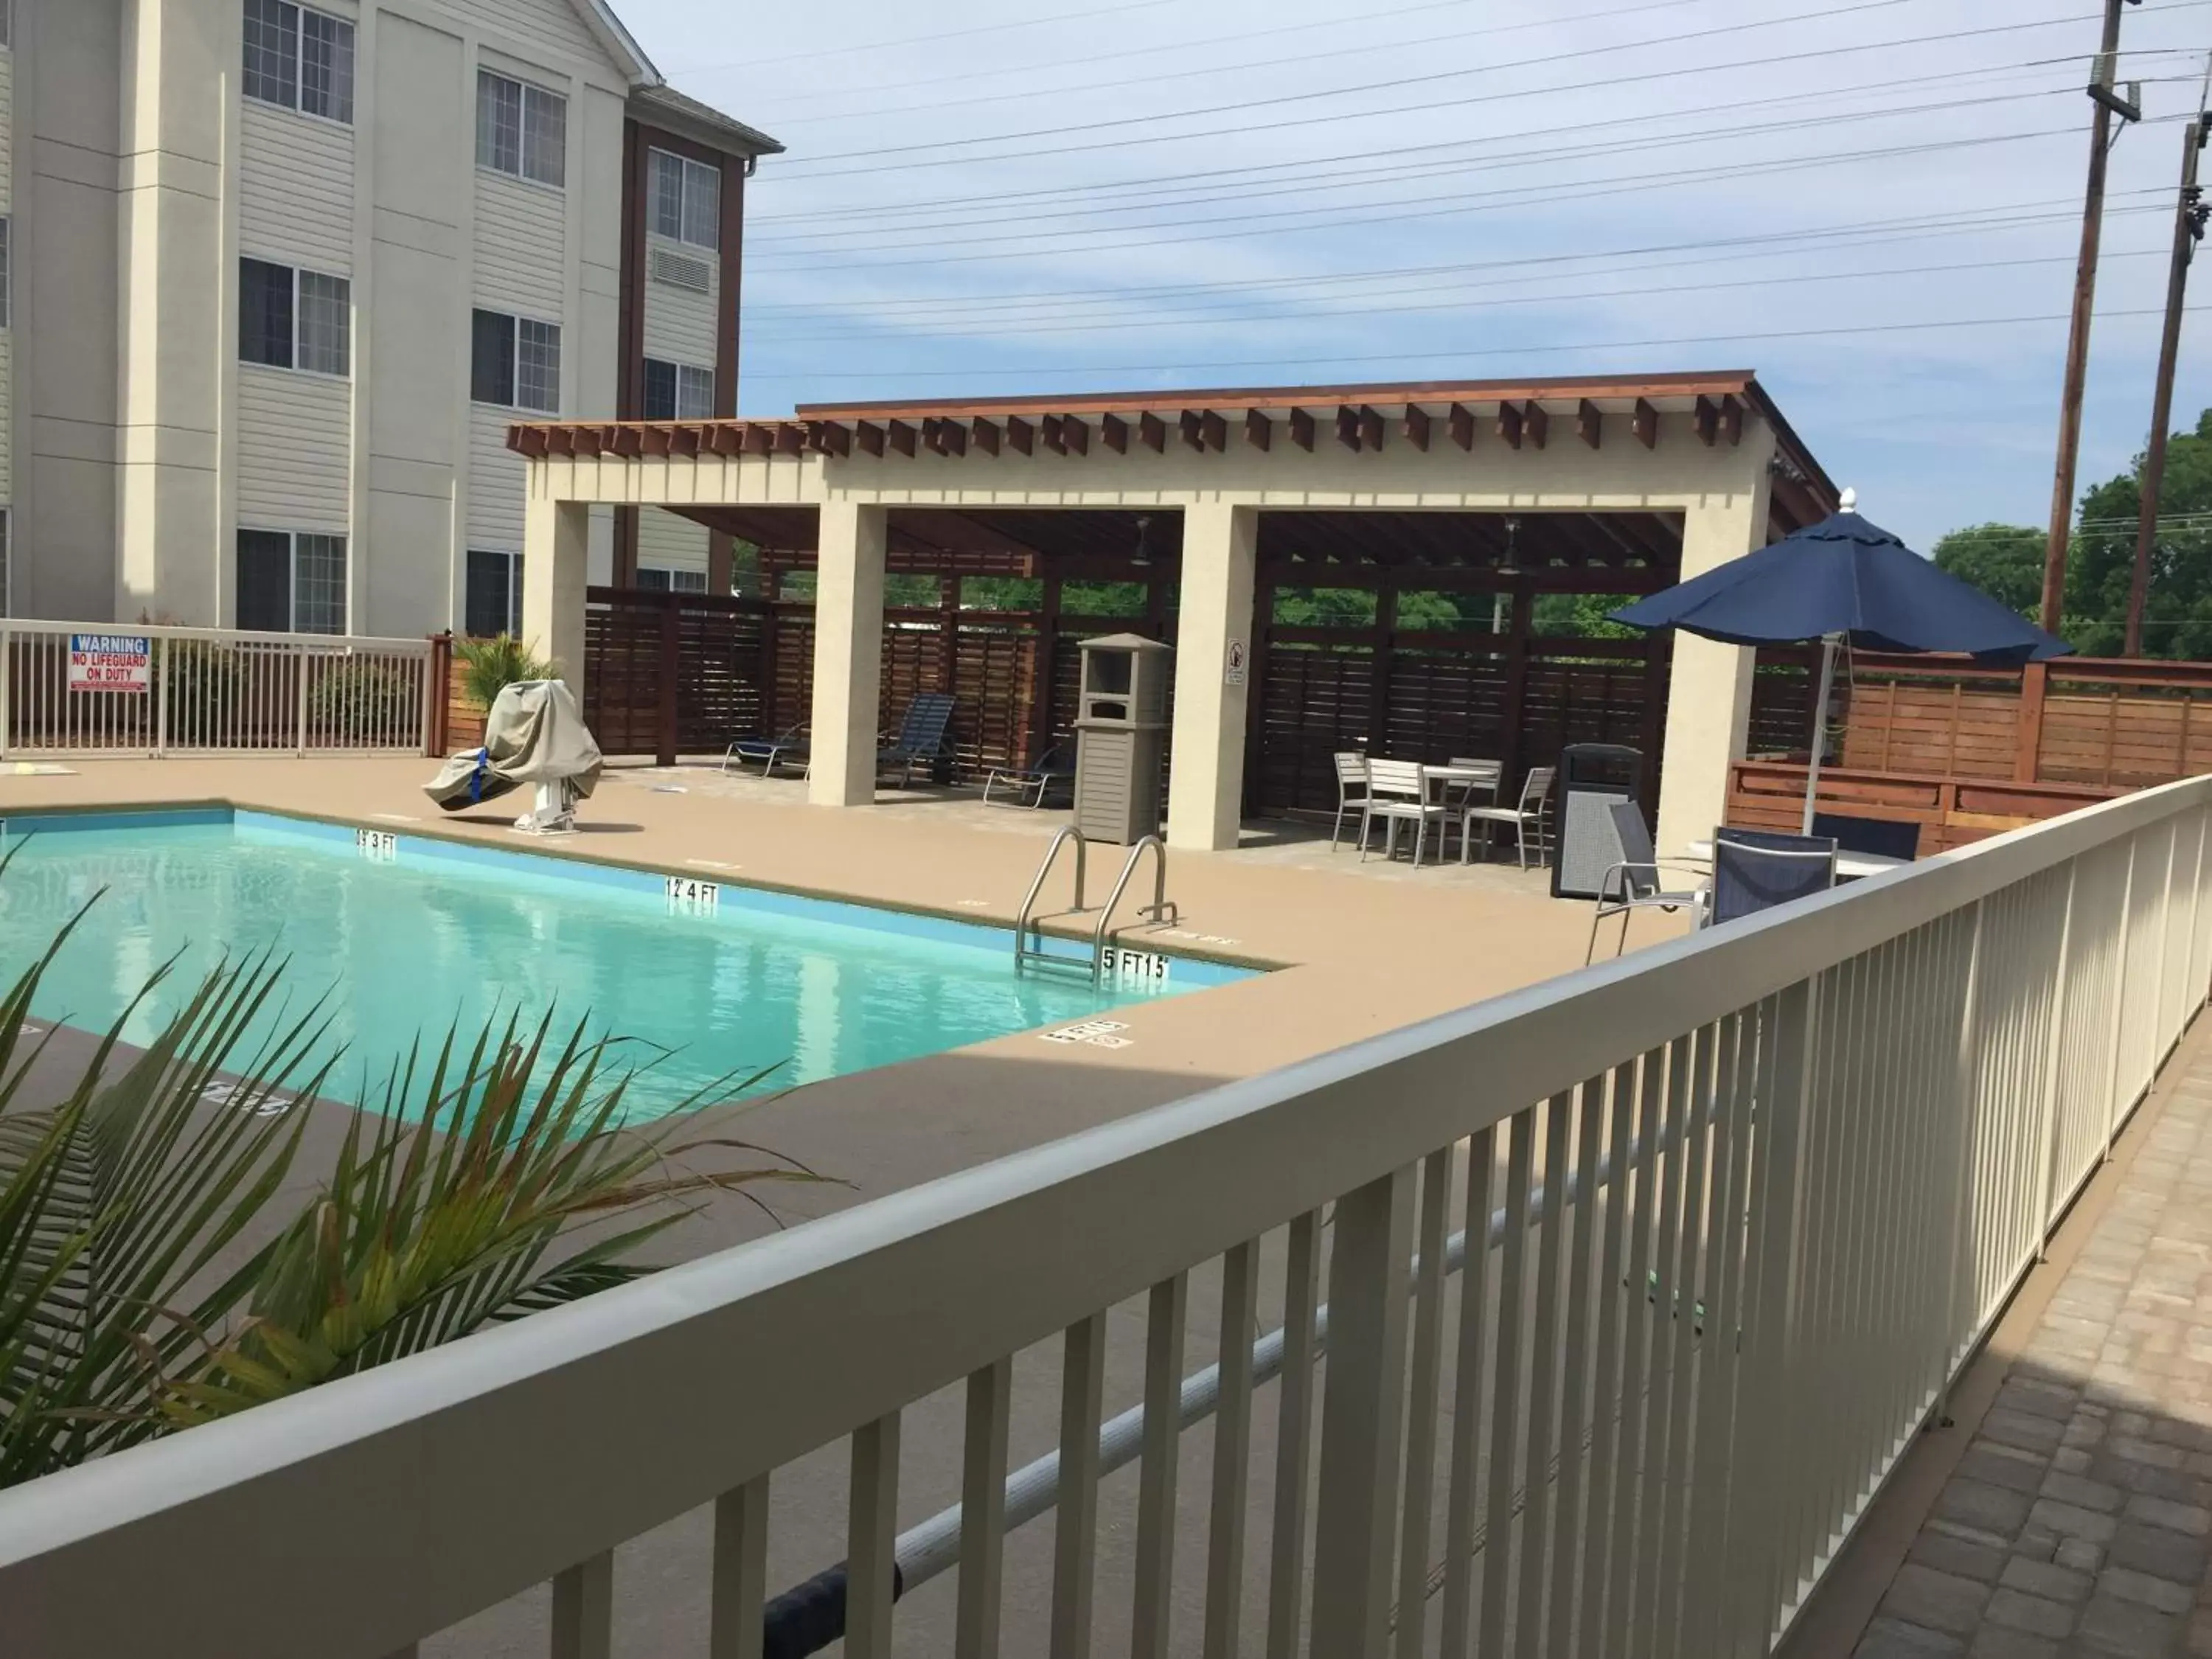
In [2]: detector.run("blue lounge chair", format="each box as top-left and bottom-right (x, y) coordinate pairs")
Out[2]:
(878, 693), (958, 787)
(984, 740), (1075, 808)
(723, 723), (809, 777)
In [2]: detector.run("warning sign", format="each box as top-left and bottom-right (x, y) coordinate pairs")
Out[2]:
(1225, 639), (1248, 686)
(67, 634), (152, 693)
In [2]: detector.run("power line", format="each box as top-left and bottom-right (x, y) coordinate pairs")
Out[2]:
(739, 0), (1722, 129)
(752, 123), (2157, 273)
(740, 304), (2200, 384)
(744, 246), (2171, 349)
(744, 192), (2171, 320)
(748, 57), (2136, 227)
(715, 0), (1596, 112)
(748, 87), (2094, 254)
(692, 0), (1186, 73)
(765, 4), (2200, 178)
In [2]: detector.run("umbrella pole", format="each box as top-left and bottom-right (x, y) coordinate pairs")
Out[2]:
(1802, 633), (1840, 835)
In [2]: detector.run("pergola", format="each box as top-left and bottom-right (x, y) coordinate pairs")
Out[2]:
(508, 372), (1837, 857)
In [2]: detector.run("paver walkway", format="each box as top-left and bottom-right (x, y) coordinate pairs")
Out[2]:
(1857, 1054), (2212, 1658)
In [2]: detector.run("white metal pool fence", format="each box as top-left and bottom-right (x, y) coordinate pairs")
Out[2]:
(1, 775), (2208, 1659)
(0, 619), (436, 757)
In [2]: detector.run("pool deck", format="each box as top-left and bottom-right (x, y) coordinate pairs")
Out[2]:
(0, 754), (1682, 1242)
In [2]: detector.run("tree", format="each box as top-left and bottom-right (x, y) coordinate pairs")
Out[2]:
(1932, 524), (2044, 618)
(1931, 408), (2212, 659)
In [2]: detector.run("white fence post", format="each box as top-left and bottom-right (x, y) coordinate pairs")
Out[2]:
(1309, 1162), (1416, 1659)
(0, 622), (11, 759)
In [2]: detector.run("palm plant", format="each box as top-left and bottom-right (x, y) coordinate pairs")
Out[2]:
(455, 633), (558, 712)
(0, 890), (811, 1489)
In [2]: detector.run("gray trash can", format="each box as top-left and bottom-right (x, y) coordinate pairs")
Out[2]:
(1074, 633), (1172, 845)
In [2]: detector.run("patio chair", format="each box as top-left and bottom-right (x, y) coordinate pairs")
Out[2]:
(1460, 765), (1556, 869)
(983, 740), (1075, 808)
(1359, 758), (1448, 866)
(1443, 755), (1503, 814)
(722, 721), (809, 777)
(1812, 813), (1921, 863)
(1709, 827), (1838, 928)
(878, 692), (959, 787)
(1587, 800), (1710, 963)
(1329, 751), (1370, 851)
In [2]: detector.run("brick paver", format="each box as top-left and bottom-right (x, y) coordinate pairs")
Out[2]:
(1856, 1065), (2212, 1658)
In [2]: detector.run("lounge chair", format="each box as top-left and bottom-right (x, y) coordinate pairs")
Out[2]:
(723, 722), (809, 777)
(1587, 800), (1708, 963)
(983, 740), (1075, 807)
(878, 692), (958, 787)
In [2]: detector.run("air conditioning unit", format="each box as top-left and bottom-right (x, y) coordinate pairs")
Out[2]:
(650, 248), (712, 294)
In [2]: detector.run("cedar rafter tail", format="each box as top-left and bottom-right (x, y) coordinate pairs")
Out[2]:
(1404, 404), (1431, 451)
(1576, 399), (1602, 451)
(1632, 398), (1658, 451)
(1447, 403), (1475, 451)
(1245, 408), (1272, 451)
(1289, 408), (1315, 451)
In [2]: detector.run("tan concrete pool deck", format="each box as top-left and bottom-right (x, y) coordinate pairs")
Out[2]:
(0, 754), (1683, 1240)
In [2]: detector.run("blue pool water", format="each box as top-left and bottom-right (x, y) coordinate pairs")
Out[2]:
(0, 810), (1245, 1120)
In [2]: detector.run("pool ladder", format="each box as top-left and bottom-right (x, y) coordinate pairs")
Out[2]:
(1015, 828), (1179, 985)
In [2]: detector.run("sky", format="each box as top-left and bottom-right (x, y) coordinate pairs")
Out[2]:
(613, 0), (2212, 557)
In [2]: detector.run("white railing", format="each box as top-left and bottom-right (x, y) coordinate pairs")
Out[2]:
(0, 620), (436, 757)
(1, 777), (2208, 1659)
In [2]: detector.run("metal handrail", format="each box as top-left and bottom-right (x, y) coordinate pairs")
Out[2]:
(1090, 833), (1178, 984)
(1015, 825), (1087, 973)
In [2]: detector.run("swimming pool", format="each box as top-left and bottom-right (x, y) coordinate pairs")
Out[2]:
(0, 810), (1248, 1120)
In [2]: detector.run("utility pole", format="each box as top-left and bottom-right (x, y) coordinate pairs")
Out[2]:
(2124, 117), (2210, 655)
(2040, 0), (2143, 636)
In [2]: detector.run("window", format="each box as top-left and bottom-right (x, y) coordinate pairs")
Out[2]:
(476, 71), (566, 188)
(648, 149), (720, 250)
(636, 567), (707, 594)
(240, 257), (350, 375)
(641, 358), (714, 421)
(466, 550), (524, 639)
(471, 308), (561, 412)
(238, 529), (347, 634)
(243, 0), (354, 123)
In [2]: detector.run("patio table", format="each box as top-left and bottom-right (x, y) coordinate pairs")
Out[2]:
(1686, 838), (1907, 883)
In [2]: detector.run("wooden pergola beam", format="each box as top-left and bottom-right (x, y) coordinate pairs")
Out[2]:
(1201, 408), (1226, 452)
(1404, 405), (1430, 451)
(856, 420), (885, 457)
(1102, 413), (1129, 453)
(1632, 398), (1658, 451)
(1180, 409), (1207, 452)
(1359, 405), (1385, 451)
(1498, 402), (1524, 451)
(888, 418), (917, 457)
(1245, 408), (1272, 451)
(1006, 414), (1033, 456)
(1694, 395), (1721, 448)
(1576, 399), (1602, 450)
(1523, 403), (1548, 450)
(1138, 411), (1166, 453)
(1718, 393), (1744, 445)
(971, 417), (1000, 457)
(1062, 415), (1089, 456)
(1040, 413), (1065, 455)
(1448, 403), (1475, 451)
(773, 422), (806, 458)
(1335, 405), (1361, 452)
(1289, 408), (1315, 451)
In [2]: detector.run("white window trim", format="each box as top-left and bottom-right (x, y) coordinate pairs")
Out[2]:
(242, 0), (356, 128)
(239, 526), (349, 635)
(241, 256), (352, 380)
(472, 307), (563, 415)
(476, 69), (568, 192)
(647, 147), (721, 252)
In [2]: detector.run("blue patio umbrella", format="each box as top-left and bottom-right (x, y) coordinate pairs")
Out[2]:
(1611, 489), (2071, 832)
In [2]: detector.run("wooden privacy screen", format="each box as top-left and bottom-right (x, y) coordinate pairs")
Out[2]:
(1246, 630), (1665, 817)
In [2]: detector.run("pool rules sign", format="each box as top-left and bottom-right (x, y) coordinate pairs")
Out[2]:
(67, 633), (153, 693)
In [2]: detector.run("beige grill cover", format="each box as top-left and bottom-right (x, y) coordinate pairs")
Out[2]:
(424, 679), (603, 813)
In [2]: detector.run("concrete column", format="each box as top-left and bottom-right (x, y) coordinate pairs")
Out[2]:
(808, 500), (887, 807)
(1654, 459), (1776, 860)
(1167, 501), (1258, 852)
(115, 0), (234, 625)
(521, 493), (590, 692)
